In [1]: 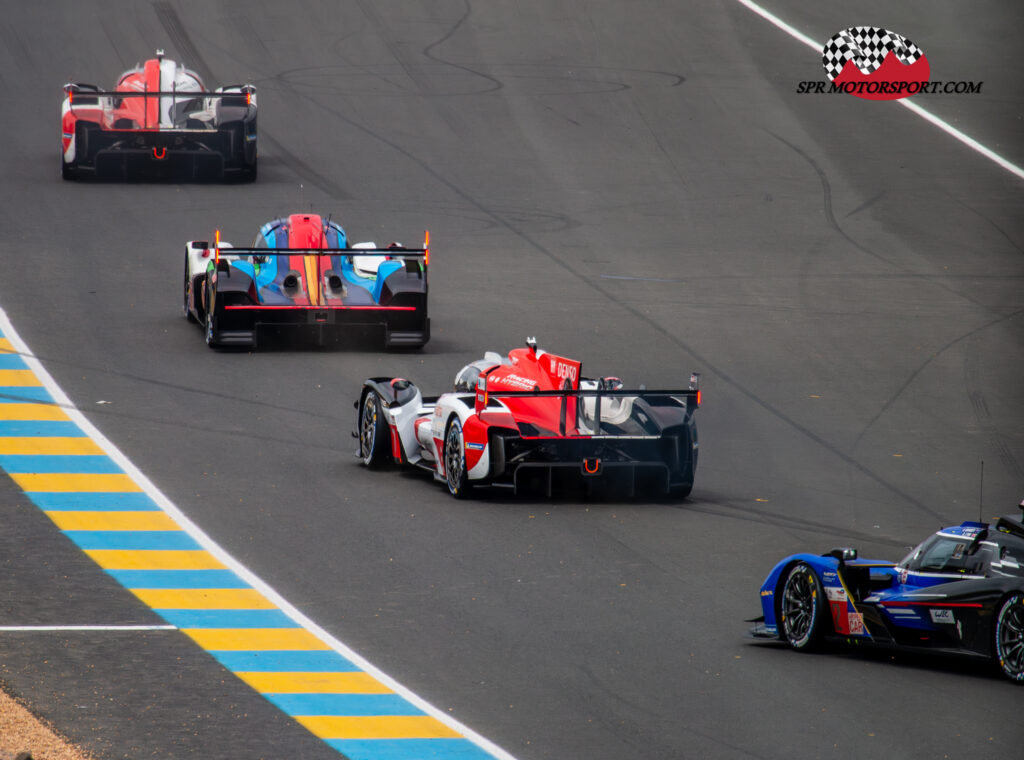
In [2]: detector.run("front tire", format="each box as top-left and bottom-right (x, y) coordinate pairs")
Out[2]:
(443, 417), (470, 499)
(780, 563), (826, 651)
(359, 391), (389, 468)
(995, 593), (1024, 682)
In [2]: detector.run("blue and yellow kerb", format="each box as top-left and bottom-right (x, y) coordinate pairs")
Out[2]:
(0, 323), (509, 760)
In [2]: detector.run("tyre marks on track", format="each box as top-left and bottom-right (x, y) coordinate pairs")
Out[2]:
(0, 312), (513, 760)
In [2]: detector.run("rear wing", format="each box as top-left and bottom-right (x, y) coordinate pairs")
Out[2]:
(64, 83), (255, 106)
(196, 240), (429, 271)
(475, 377), (701, 437)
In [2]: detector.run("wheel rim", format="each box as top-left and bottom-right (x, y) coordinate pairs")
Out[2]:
(782, 567), (816, 645)
(360, 396), (377, 459)
(205, 309), (214, 344)
(997, 595), (1024, 680)
(445, 422), (464, 492)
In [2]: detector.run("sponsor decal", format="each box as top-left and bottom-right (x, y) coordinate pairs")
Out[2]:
(554, 361), (578, 382)
(898, 568), (909, 585)
(760, 589), (773, 597)
(930, 608), (955, 624)
(825, 587), (848, 602)
(848, 612), (865, 635)
(465, 442), (485, 451)
(498, 373), (538, 391)
(795, 26), (982, 101)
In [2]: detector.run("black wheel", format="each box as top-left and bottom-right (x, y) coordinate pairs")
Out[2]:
(61, 158), (76, 180)
(183, 257), (197, 323)
(204, 283), (218, 348)
(995, 593), (1024, 683)
(780, 563), (826, 651)
(242, 156), (257, 182)
(359, 391), (389, 468)
(443, 417), (471, 499)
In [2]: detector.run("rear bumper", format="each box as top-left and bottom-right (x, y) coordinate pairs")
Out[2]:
(488, 431), (695, 496)
(213, 306), (429, 348)
(71, 127), (254, 178)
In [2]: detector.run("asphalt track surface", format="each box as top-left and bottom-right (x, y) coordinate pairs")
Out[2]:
(1, 1), (1022, 758)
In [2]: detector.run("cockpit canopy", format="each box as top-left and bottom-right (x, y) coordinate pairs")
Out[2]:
(453, 360), (497, 393)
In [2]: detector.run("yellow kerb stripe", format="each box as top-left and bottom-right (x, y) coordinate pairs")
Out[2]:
(10, 473), (139, 492)
(131, 589), (275, 610)
(235, 671), (393, 694)
(46, 511), (179, 531)
(296, 715), (461, 740)
(0, 437), (103, 455)
(84, 549), (226, 570)
(183, 628), (330, 651)
(0, 370), (41, 386)
(0, 403), (69, 421)
(0, 338), (15, 353)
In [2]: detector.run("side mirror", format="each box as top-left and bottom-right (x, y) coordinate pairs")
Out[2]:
(826, 547), (858, 562)
(474, 376), (487, 414)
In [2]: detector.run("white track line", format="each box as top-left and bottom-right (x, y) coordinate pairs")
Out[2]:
(733, 0), (1024, 182)
(0, 625), (178, 631)
(0, 306), (519, 760)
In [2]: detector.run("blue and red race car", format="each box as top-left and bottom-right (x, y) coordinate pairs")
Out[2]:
(750, 505), (1024, 682)
(184, 213), (429, 348)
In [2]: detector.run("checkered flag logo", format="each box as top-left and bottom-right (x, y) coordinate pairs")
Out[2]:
(822, 26), (925, 82)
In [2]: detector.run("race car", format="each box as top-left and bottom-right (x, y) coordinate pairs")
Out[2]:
(61, 50), (257, 180)
(183, 213), (429, 349)
(749, 505), (1024, 682)
(355, 338), (700, 498)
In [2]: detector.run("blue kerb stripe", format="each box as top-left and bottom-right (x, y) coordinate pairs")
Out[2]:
(209, 650), (359, 672)
(0, 354), (28, 369)
(264, 693), (424, 717)
(107, 569), (251, 589)
(0, 387), (53, 403)
(156, 609), (299, 629)
(325, 739), (495, 760)
(32, 492), (160, 510)
(0, 455), (123, 473)
(63, 530), (201, 551)
(0, 421), (84, 437)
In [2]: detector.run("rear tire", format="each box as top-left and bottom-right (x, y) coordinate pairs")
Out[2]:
(359, 391), (389, 468)
(184, 257), (197, 323)
(204, 283), (218, 348)
(242, 156), (257, 182)
(444, 417), (471, 499)
(780, 563), (826, 651)
(994, 592), (1024, 682)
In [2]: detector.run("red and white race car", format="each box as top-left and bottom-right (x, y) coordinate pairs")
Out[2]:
(355, 339), (701, 498)
(61, 50), (257, 180)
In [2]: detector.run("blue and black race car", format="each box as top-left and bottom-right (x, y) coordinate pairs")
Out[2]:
(749, 503), (1024, 682)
